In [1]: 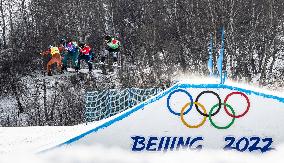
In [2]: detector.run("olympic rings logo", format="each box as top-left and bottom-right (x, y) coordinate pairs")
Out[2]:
(166, 89), (251, 129)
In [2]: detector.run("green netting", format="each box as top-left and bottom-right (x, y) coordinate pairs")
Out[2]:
(85, 88), (162, 122)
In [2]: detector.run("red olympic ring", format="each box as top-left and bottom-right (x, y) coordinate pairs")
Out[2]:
(224, 92), (250, 118)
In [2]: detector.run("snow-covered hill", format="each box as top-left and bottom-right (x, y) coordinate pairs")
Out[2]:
(1, 78), (284, 163)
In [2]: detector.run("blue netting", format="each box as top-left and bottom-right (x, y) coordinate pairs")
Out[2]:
(85, 88), (162, 122)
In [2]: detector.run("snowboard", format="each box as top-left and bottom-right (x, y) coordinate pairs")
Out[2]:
(93, 62), (120, 75)
(36, 68), (97, 80)
(36, 72), (75, 80)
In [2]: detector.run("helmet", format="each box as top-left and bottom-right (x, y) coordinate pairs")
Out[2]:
(48, 45), (53, 49)
(79, 42), (85, 48)
(105, 35), (112, 42)
(60, 38), (66, 44)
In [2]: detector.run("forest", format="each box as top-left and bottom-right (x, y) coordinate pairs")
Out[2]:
(0, 0), (283, 126)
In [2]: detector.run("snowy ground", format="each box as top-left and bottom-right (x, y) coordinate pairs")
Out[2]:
(1, 76), (284, 163)
(1, 139), (284, 163)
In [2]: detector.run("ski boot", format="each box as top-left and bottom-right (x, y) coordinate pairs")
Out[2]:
(75, 67), (79, 73)
(62, 65), (67, 72)
(47, 71), (52, 76)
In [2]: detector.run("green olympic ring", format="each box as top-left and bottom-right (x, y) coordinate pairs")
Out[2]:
(208, 103), (236, 129)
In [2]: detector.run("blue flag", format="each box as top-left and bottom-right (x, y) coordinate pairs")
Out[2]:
(217, 27), (225, 83)
(208, 33), (213, 76)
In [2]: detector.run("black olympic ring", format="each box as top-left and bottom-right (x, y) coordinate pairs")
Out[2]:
(195, 90), (222, 117)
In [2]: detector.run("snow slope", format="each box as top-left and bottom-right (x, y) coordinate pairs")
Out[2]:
(36, 77), (284, 153)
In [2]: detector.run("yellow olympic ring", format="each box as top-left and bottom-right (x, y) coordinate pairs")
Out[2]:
(180, 102), (207, 128)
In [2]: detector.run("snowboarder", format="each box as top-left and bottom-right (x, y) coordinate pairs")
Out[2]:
(40, 45), (63, 76)
(76, 43), (93, 72)
(100, 35), (120, 66)
(61, 39), (79, 72)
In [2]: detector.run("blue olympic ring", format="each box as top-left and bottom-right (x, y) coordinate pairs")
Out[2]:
(166, 89), (193, 116)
